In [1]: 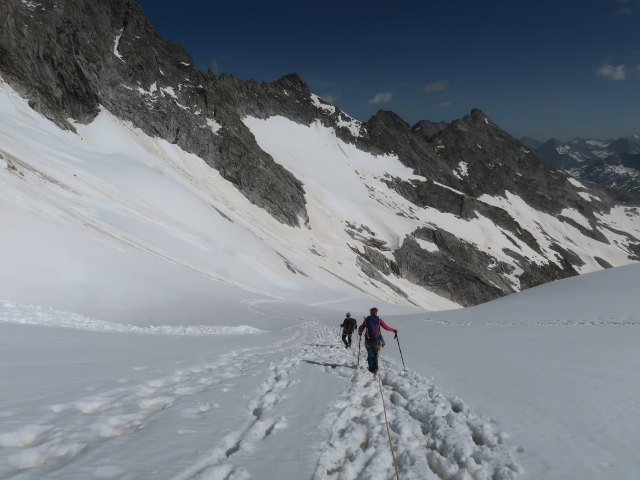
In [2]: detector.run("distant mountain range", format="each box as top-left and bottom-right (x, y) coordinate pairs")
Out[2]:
(521, 135), (640, 193)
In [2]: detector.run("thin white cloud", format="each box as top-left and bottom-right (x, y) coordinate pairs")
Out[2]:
(597, 62), (628, 80)
(424, 80), (450, 93)
(596, 62), (629, 80)
(434, 101), (452, 109)
(368, 92), (393, 105)
(321, 93), (340, 103)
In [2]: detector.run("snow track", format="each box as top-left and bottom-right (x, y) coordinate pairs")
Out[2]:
(0, 331), (301, 479)
(302, 322), (521, 480)
(174, 351), (300, 480)
(0, 315), (520, 479)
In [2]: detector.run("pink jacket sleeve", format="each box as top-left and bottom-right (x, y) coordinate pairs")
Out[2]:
(358, 321), (366, 335)
(379, 318), (395, 332)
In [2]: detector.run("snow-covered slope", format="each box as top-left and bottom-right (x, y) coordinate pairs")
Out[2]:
(2, 72), (640, 319)
(1, 258), (639, 479)
(389, 262), (640, 480)
(0, 77), (456, 320)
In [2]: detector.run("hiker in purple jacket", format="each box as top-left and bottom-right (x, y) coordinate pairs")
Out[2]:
(358, 307), (397, 375)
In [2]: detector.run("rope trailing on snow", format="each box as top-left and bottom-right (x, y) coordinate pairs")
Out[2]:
(377, 372), (400, 480)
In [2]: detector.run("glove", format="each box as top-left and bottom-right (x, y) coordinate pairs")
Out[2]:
(394, 330), (398, 339)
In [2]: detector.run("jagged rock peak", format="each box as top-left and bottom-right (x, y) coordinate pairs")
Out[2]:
(447, 108), (495, 133)
(366, 109), (412, 130)
(468, 108), (492, 124)
(273, 72), (309, 93)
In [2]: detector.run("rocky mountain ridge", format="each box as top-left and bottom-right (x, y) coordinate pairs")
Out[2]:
(1, 0), (640, 308)
(522, 135), (640, 194)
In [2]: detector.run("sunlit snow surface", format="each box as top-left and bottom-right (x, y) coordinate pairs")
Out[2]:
(2, 264), (640, 479)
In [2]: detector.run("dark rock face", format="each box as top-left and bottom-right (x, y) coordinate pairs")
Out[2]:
(412, 119), (448, 140)
(394, 230), (516, 306)
(352, 108), (639, 305)
(0, 0), (308, 226)
(519, 136), (542, 150)
(393, 225), (578, 307)
(384, 178), (541, 252)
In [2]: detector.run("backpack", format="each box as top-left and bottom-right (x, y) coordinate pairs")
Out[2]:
(364, 315), (382, 342)
(343, 317), (356, 333)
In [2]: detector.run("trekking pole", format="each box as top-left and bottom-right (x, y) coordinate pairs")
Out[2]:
(395, 331), (406, 370)
(357, 334), (362, 369)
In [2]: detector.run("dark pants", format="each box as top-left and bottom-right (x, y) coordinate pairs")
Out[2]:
(365, 338), (384, 372)
(342, 332), (353, 347)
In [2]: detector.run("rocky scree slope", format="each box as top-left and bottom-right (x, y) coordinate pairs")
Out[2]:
(1, 0), (640, 307)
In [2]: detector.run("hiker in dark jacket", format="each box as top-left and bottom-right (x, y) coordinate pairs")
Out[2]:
(358, 307), (397, 375)
(340, 313), (358, 348)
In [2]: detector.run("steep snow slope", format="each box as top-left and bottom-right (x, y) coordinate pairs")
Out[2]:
(0, 77), (456, 320)
(245, 116), (640, 284)
(2, 72), (639, 319)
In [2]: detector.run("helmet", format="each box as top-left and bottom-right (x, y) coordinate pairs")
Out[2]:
(346, 312), (351, 317)
(370, 307), (378, 314)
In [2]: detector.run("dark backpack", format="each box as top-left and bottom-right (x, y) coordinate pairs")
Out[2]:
(342, 317), (356, 333)
(364, 315), (382, 342)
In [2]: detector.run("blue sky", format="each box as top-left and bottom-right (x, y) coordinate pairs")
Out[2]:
(137, 0), (639, 140)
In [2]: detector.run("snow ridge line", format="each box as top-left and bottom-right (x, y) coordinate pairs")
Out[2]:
(303, 320), (522, 480)
(0, 300), (263, 335)
(422, 315), (640, 327)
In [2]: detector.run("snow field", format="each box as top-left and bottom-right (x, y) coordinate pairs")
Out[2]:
(0, 304), (520, 479)
(3, 264), (640, 479)
(387, 263), (640, 480)
(0, 320), (302, 479)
